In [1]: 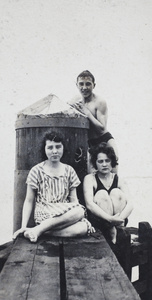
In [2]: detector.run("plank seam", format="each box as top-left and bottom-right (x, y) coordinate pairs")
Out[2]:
(59, 241), (67, 300)
(25, 244), (38, 300)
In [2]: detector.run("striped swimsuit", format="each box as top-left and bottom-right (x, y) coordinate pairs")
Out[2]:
(26, 161), (82, 224)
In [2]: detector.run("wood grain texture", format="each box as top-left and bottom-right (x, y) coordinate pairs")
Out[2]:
(0, 234), (141, 300)
(63, 234), (141, 300)
(27, 239), (60, 300)
(0, 237), (60, 300)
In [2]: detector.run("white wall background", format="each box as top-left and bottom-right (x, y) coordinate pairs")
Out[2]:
(0, 0), (152, 244)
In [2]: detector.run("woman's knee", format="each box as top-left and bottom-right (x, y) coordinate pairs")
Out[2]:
(110, 188), (126, 204)
(64, 221), (88, 237)
(94, 190), (109, 204)
(74, 221), (88, 236)
(73, 206), (85, 221)
(110, 189), (127, 212)
(94, 191), (113, 214)
(110, 188), (121, 198)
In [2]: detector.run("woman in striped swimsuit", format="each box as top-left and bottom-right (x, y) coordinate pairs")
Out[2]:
(83, 143), (133, 244)
(13, 131), (94, 242)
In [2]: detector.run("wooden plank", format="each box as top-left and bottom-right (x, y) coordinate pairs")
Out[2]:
(131, 242), (148, 254)
(15, 115), (89, 129)
(63, 233), (141, 300)
(27, 238), (60, 300)
(0, 241), (13, 272)
(0, 237), (60, 300)
(0, 237), (38, 300)
(131, 250), (148, 267)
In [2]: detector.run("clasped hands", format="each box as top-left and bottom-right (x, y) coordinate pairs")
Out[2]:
(109, 213), (124, 226)
(70, 101), (90, 117)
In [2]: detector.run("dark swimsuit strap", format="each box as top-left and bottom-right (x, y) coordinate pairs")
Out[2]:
(94, 173), (118, 195)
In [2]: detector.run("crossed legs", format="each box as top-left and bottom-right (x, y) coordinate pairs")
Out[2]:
(24, 206), (87, 242)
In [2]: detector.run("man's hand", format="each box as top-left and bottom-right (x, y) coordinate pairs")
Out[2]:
(70, 101), (91, 117)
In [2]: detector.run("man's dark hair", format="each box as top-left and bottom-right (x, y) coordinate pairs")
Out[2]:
(89, 142), (118, 169)
(77, 70), (95, 84)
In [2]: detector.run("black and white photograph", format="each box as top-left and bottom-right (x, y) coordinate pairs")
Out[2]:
(0, 1), (152, 299)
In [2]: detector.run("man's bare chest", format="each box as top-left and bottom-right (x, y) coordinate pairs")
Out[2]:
(85, 101), (97, 117)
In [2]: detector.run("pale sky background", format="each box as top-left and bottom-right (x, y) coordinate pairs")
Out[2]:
(0, 0), (152, 245)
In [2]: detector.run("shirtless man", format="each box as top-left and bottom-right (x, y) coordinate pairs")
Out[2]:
(68, 70), (118, 173)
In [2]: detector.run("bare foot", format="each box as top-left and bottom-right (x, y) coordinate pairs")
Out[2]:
(24, 227), (40, 243)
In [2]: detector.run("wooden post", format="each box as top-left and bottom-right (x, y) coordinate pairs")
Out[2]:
(115, 226), (132, 279)
(114, 222), (152, 300)
(138, 222), (152, 300)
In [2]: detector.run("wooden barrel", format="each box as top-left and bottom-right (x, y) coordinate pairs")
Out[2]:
(14, 113), (89, 232)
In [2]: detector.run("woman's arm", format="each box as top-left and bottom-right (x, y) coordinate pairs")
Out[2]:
(21, 185), (36, 227)
(68, 188), (79, 204)
(83, 175), (123, 224)
(13, 185), (36, 239)
(118, 178), (133, 220)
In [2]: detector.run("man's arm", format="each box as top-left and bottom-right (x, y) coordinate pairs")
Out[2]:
(96, 98), (108, 128)
(86, 99), (108, 134)
(68, 97), (108, 134)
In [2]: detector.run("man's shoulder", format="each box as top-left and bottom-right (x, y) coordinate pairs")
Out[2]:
(93, 94), (107, 111)
(93, 93), (106, 104)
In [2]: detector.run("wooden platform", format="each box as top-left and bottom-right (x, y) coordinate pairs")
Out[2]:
(0, 232), (141, 300)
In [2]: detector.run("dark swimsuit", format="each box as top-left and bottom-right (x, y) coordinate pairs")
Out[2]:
(88, 132), (114, 148)
(87, 173), (128, 240)
(94, 173), (118, 195)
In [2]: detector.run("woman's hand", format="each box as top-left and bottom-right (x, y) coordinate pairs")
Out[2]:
(13, 227), (27, 240)
(109, 213), (124, 225)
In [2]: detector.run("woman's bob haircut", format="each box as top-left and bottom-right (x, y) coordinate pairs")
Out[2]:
(41, 131), (65, 160)
(89, 142), (118, 169)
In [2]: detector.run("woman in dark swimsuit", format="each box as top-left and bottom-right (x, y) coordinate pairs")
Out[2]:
(83, 143), (133, 243)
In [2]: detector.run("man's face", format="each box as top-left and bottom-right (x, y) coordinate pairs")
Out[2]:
(76, 76), (95, 98)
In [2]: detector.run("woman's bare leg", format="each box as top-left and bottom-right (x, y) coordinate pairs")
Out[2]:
(93, 190), (117, 243)
(110, 189), (126, 214)
(94, 190), (113, 215)
(110, 188), (127, 228)
(24, 206), (84, 242)
(50, 221), (88, 237)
